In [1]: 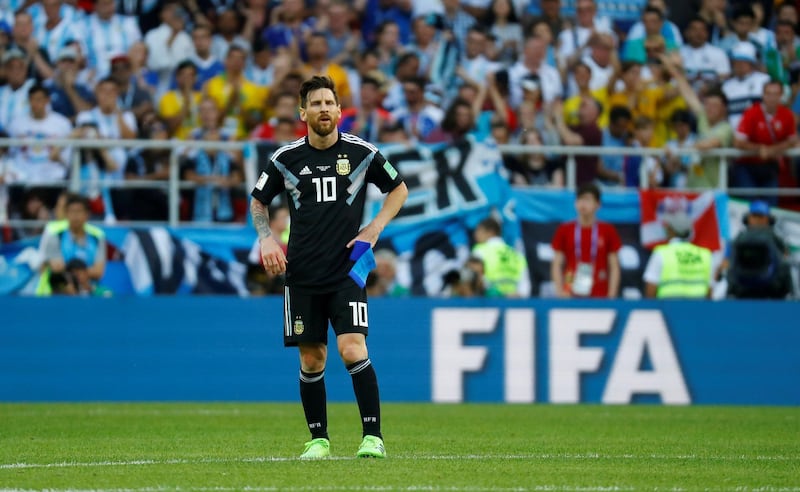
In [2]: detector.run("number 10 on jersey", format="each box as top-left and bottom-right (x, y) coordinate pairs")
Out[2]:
(312, 177), (336, 202)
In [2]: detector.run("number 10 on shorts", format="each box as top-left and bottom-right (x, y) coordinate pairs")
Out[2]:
(349, 301), (368, 327)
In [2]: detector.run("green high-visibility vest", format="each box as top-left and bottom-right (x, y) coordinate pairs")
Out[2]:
(655, 241), (712, 299)
(472, 240), (527, 296)
(35, 220), (105, 296)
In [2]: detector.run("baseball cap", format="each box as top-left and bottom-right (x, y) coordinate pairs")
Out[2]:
(663, 212), (693, 237)
(731, 42), (757, 64)
(749, 200), (771, 216)
(56, 45), (79, 62)
(2, 47), (26, 64)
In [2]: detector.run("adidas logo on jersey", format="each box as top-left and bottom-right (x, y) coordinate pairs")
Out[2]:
(299, 166), (312, 175)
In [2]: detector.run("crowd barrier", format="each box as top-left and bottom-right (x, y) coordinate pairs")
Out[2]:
(2, 297), (798, 405)
(2, 137), (800, 228)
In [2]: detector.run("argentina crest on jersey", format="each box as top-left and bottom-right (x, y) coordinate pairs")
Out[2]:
(336, 154), (350, 175)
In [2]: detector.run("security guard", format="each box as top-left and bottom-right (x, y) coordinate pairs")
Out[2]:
(471, 217), (530, 298)
(643, 212), (713, 299)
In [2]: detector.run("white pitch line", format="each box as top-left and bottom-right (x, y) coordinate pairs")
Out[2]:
(1, 453), (799, 470)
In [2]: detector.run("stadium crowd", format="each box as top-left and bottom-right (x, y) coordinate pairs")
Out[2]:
(0, 0), (797, 299)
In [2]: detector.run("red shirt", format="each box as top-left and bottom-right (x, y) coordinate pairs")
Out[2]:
(551, 220), (622, 297)
(736, 103), (796, 165)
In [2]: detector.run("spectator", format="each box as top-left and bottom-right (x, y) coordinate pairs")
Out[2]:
(550, 182), (622, 298)
(189, 24), (225, 89)
(632, 115), (662, 188)
(598, 105), (632, 187)
(250, 91), (306, 142)
(74, 77), (138, 222)
(471, 217), (530, 298)
(183, 98), (243, 223)
(262, 0), (315, 60)
(696, 0), (728, 44)
(551, 96), (602, 186)
(371, 20), (404, 78)
(733, 81), (798, 206)
(523, 0), (565, 42)
(319, 0), (362, 68)
(571, 33), (616, 100)
(302, 32), (353, 108)
(726, 200), (794, 299)
(661, 109), (697, 188)
(211, 8), (251, 62)
(679, 17), (731, 95)
(719, 4), (778, 78)
(454, 25), (501, 96)
(556, 0), (614, 78)
(32, 0), (82, 76)
(775, 20), (800, 86)
(203, 45), (267, 139)
(36, 193), (106, 296)
(365, 249), (408, 297)
(563, 61), (608, 127)
(0, 47), (35, 130)
(144, 1), (194, 97)
(622, 4), (681, 64)
(440, 0), (476, 49)
(43, 45), (95, 122)
(425, 96), (476, 144)
(159, 59), (202, 140)
(410, 12), (444, 80)
(339, 74), (391, 143)
(246, 39), (276, 89)
(381, 50), (420, 112)
(108, 52), (154, 123)
(643, 211), (713, 298)
(483, 0), (523, 65)
(448, 255), (489, 298)
(508, 35), (562, 109)
(9, 84), (72, 206)
(9, 10), (52, 80)
(390, 76), (444, 143)
(123, 118), (170, 221)
(510, 127), (564, 186)
(606, 59), (668, 134)
(84, 0), (142, 79)
(126, 41), (159, 97)
(662, 53), (733, 187)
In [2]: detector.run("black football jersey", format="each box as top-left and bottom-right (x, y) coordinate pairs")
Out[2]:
(251, 132), (404, 292)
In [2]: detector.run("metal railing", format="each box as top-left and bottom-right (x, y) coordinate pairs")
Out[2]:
(1, 137), (799, 228)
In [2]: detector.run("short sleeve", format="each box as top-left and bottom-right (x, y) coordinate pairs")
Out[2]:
(365, 150), (404, 194)
(551, 223), (568, 253)
(642, 250), (662, 284)
(604, 223), (622, 253)
(250, 159), (285, 204)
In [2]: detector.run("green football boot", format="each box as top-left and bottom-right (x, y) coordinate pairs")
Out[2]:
(299, 438), (330, 460)
(356, 435), (386, 458)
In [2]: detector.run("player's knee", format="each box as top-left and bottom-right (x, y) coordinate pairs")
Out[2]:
(299, 344), (327, 372)
(338, 340), (368, 365)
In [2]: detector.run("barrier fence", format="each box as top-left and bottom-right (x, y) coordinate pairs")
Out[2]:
(1, 137), (799, 227)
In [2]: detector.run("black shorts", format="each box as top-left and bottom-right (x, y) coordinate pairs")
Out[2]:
(283, 283), (369, 347)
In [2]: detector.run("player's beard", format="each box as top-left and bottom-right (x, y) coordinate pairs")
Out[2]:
(309, 114), (338, 137)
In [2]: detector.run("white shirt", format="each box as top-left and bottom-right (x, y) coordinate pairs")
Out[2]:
(722, 71), (771, 129)
(11, 110), (73, 183)
(508, 61), (562, 108)
(75, 108), (137, 180)
(556, 20), (614, 68)
(566, 54), (614, 97)
(145, 23), (194, 97)
(680, 43), (731, 83)
(0, 79), (35, 131)
(34, 15), (83, 63)
(85, 14), (142, 77)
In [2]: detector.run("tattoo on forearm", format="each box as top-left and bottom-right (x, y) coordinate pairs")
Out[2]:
(251, 201), (272, 239)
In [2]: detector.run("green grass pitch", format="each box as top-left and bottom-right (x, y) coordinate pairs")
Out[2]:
(0, 403), (798, 491)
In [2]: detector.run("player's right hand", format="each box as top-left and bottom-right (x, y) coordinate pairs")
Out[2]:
(260, 236), (287, 276)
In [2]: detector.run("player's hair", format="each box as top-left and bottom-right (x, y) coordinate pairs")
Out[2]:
(299, 75), (339, 108)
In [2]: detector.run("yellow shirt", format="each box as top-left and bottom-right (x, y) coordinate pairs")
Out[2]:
(158, 91), (202, 140)
(204, 75), (268, 138)
(564, 88), (610, 128)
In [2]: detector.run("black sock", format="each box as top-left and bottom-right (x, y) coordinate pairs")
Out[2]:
(299, 370), (328, 440)
(347, 359), (382, 439)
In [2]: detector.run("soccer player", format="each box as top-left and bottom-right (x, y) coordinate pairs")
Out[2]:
(249, 76), (408, 460)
